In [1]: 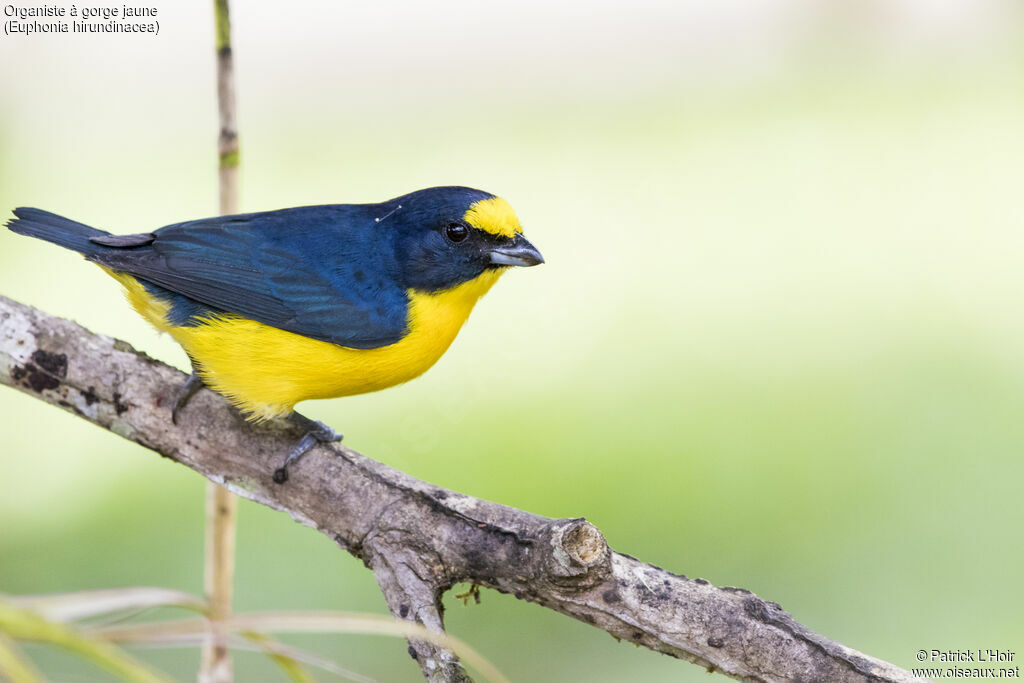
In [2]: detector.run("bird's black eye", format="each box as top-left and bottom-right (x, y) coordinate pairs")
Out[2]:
(445, 222), (469, 243)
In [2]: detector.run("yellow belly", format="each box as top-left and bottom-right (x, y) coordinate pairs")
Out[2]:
(103, 267), (503, 420)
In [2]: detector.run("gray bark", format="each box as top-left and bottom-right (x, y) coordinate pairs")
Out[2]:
(0, 294), (926, 683)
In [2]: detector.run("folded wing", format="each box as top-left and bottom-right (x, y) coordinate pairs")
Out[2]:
(88, 211), (408, 349)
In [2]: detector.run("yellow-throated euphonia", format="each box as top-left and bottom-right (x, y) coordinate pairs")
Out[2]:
(7, 186), (543, 481)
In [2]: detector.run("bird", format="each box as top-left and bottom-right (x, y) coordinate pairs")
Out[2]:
(6, 186), (544, 482)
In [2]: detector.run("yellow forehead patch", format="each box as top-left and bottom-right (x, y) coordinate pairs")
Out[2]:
(463, 196), (521, 238)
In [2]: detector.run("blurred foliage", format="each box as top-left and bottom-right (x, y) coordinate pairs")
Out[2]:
(1, 3), (1023, 681)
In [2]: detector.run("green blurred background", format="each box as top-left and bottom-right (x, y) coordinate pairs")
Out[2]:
(2, 1), (1023, 681)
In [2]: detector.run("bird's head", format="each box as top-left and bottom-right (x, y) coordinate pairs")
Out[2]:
(388, 186), (543, 294)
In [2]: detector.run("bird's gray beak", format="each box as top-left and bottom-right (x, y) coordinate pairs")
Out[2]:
(489, 233), (544, 267)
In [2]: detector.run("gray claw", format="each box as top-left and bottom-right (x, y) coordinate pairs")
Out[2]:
(172, 372), (204, 425)
(274, 419), (343, 484)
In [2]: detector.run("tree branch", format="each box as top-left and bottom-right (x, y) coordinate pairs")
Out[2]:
(0, 294), (926, 683)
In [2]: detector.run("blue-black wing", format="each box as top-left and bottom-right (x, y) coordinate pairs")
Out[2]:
(87, 207), (408, 349)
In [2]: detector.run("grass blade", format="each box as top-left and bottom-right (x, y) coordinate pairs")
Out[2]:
(119, 633), (375, 683)
(0, 632), (45, 683)
(9, 588), (205, 622)
(242, 631), (316, 683)
(0, 601), (171, 683)
(92, 610), (507, 683)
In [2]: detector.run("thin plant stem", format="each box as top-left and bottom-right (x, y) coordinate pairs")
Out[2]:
(200, 1), (240, 681)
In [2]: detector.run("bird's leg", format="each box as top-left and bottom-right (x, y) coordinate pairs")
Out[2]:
(273, 414), (343, 484)
(171, 371), (205, 425)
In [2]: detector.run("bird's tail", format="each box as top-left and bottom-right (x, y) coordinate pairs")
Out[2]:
(6, 207), (111, 256)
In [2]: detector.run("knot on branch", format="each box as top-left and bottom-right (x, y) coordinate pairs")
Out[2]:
(546, 518), (610, 587)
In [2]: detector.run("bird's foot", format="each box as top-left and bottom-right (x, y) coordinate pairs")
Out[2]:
(273, 417), (343, 485)
(171, 372), (204, 425)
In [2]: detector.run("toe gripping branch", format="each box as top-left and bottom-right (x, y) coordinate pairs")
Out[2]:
(273, 416), (343, 485)
(171, 372), (204, 425)
(170, 372), (342, 485)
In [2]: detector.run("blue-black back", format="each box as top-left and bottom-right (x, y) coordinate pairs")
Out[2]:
(8, 186), (499, 349)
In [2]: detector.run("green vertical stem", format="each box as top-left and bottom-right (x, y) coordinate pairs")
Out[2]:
(200, 1), (240, 682)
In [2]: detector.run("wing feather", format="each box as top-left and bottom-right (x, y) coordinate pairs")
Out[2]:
(88, 210), (407, 349)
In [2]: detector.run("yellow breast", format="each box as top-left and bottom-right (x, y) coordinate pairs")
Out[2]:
(105, 267), (504, 420)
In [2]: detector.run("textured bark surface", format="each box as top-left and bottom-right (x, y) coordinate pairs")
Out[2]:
(0, 294), (927, 683)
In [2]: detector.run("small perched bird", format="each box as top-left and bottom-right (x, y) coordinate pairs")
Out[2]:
(7, 186), (543, 481)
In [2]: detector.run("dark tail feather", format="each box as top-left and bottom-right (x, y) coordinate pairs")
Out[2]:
(7, 208), (110, 256)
